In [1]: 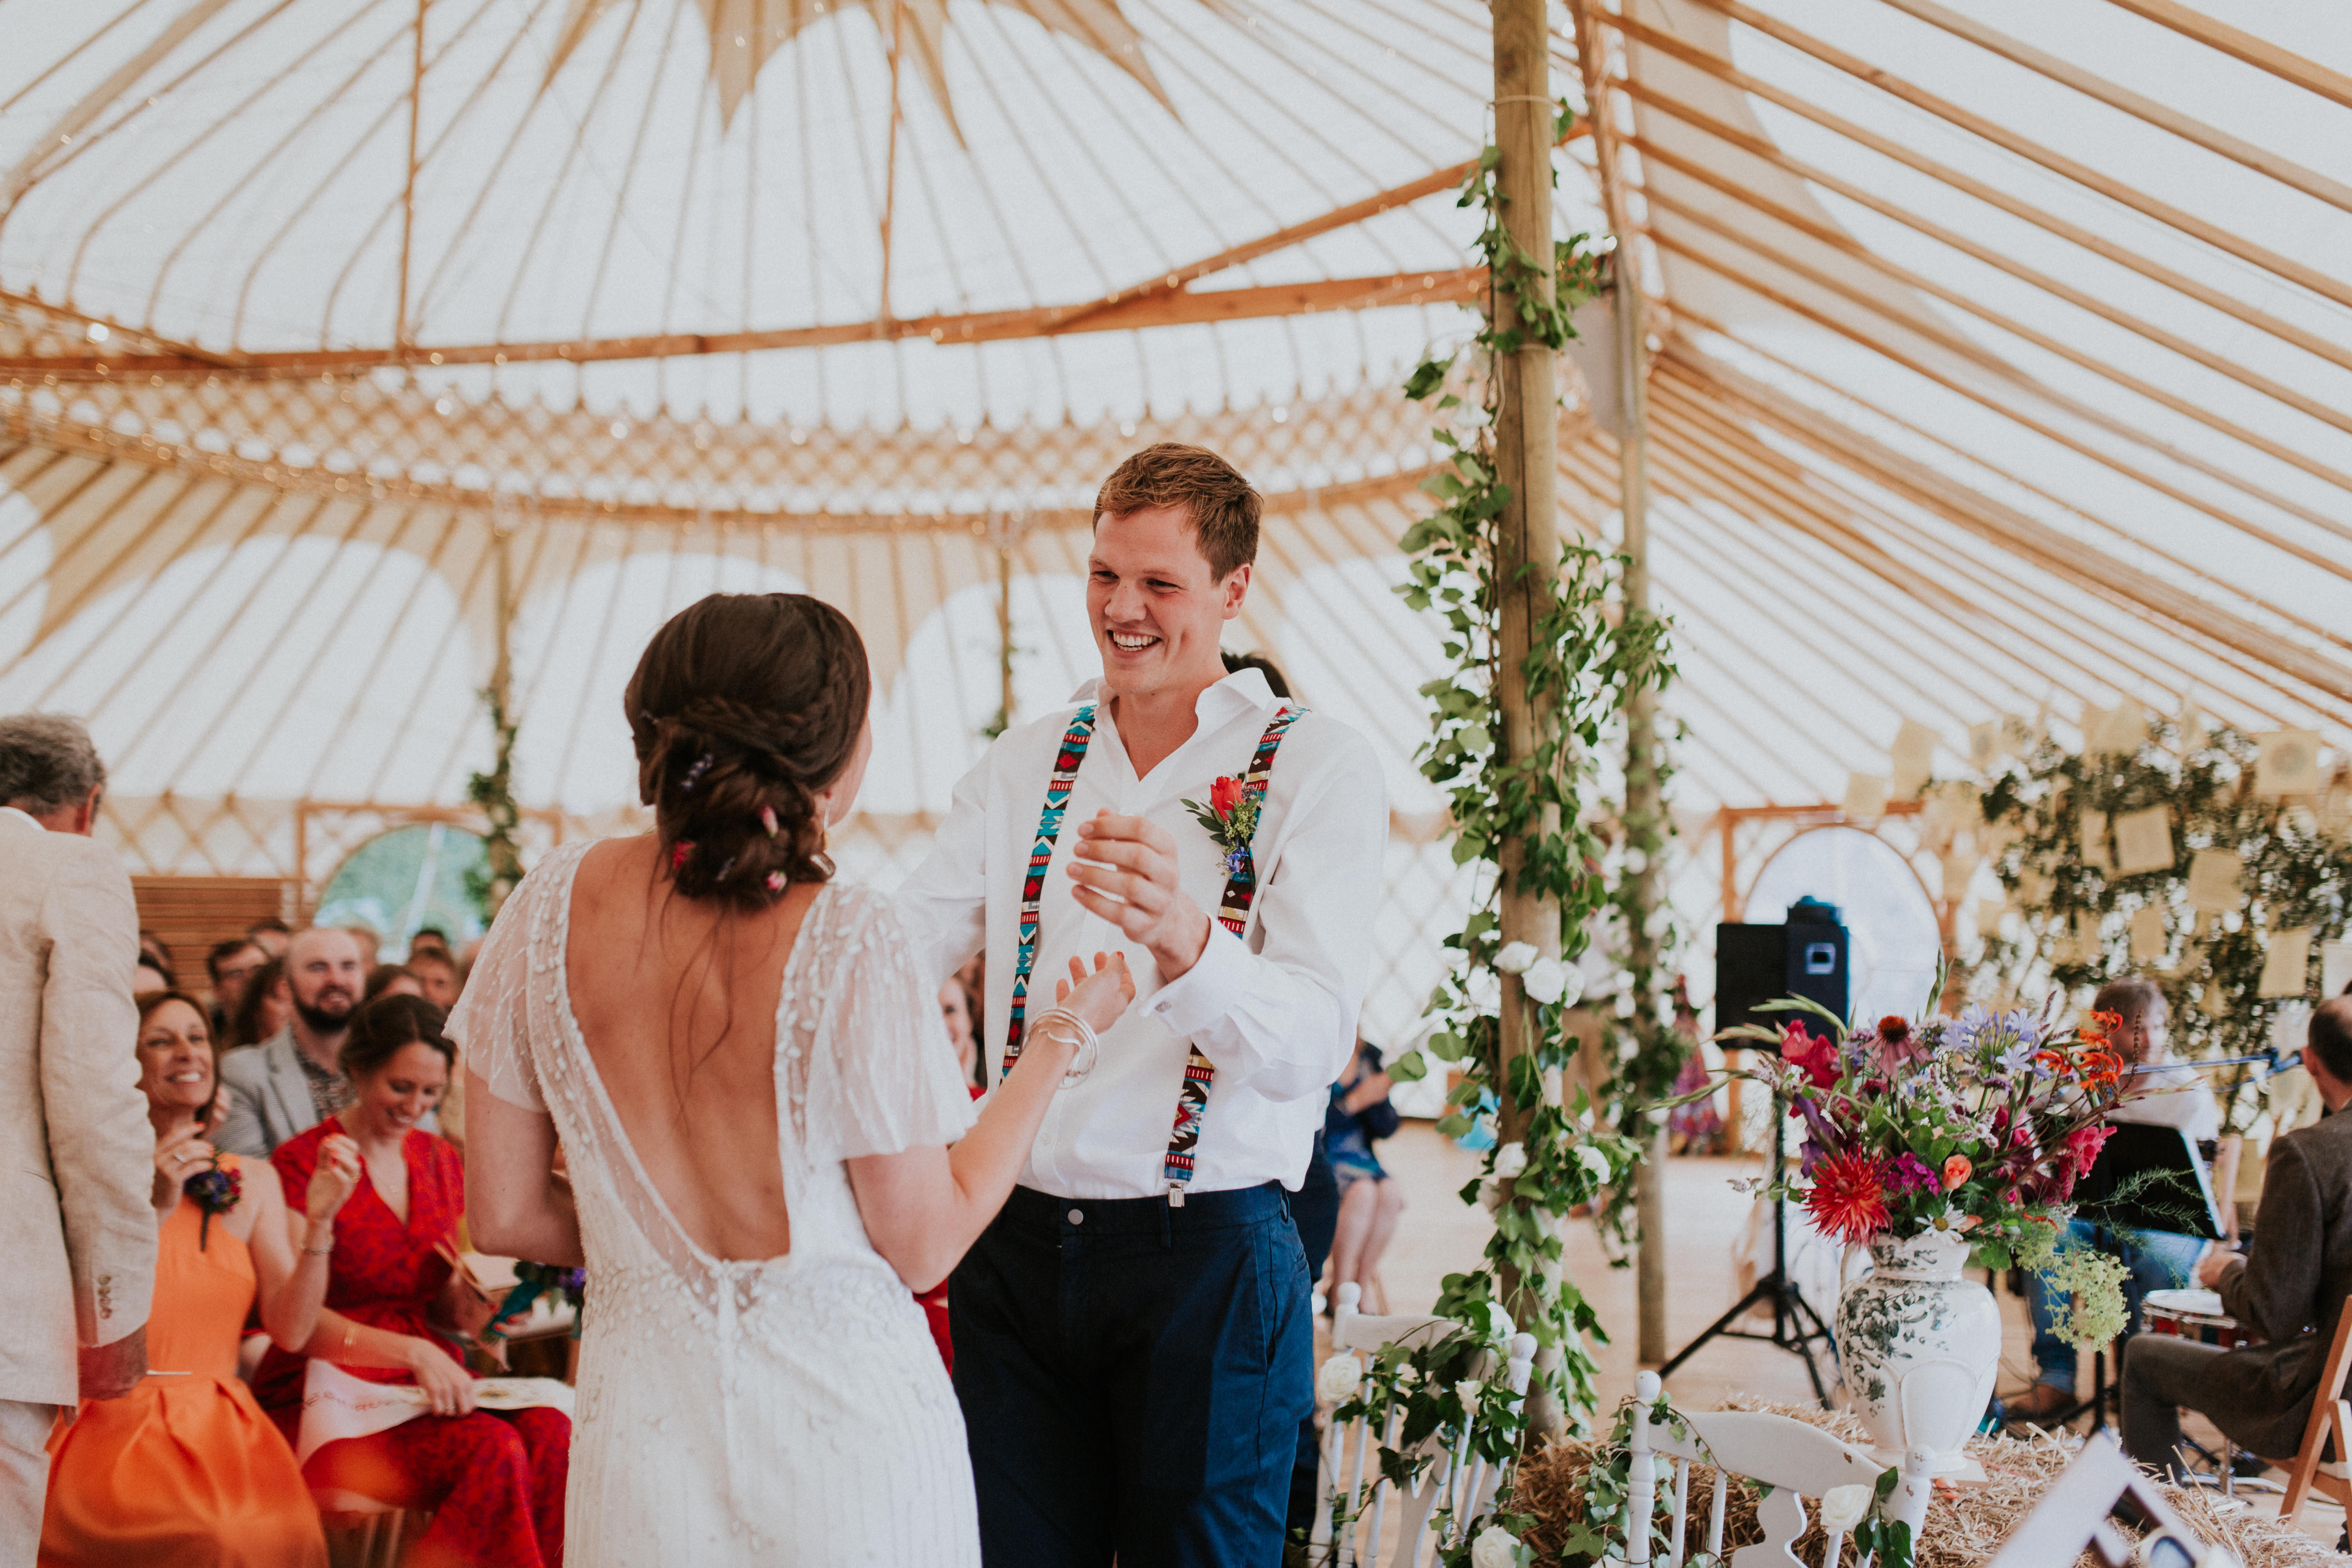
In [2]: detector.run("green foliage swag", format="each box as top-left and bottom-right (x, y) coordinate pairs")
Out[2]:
(1379, 107), (1673, 1440)
(1974, 720), (2351, 1126)
(464, 683), (525, 919)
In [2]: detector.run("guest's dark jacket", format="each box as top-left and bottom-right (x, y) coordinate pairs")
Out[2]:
(2206, 1107), (2352, 1458)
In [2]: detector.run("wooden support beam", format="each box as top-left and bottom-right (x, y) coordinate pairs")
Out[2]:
(2098, 0), (2352, 114)
(1671, 0), (2352, 314)
(1871, 0), (2352, 217)
(3, 268), (1487, 381)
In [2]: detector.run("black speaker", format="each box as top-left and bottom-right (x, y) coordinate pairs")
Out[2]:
(1715, 897), (1851, 1039)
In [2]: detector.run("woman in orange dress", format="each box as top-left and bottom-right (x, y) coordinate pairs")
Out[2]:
(40, 990), (359, 1568)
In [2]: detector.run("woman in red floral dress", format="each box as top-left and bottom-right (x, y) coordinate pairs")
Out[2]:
(255, 994), (569, 1568)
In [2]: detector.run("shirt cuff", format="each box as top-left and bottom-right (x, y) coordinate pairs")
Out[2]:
(1147, 920), (1248, 1038)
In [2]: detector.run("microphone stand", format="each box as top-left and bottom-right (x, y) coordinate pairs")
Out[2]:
(1657, 1082), (1838, 1407)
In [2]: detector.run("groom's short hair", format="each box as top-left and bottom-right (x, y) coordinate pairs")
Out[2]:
(1095, 444), (1261, 580)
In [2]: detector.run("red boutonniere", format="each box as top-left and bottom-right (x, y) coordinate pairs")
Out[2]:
(1183, 775), (1261, 876)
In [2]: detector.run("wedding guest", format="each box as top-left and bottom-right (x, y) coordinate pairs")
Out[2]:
(135, 956), (174, 995)
(225, 956), (289, 1053)
(215, 927), (372, 1157)
(2125, 997), (2352, 1476)
(901, 444), (1385, 1566)
(408, 928), (452, 961)
(941, 976), (982, 1091)
(206, 938), (269, 1043)
(364, 964), (424, 1003)
(0, 713), (157, 1568)
(1326, 1042), (1405, 1315)
(246, 918), (291, 959)
(39, 990), (349, 1568)
(408, 948), (460, 1011)
(257, 995), (569, 1568)
(2013, 976), (2215, 1419)
(138, 932), (178, 990)
(344, 926), (381, 970)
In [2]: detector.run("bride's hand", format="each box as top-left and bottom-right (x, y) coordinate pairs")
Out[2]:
(1052, 951), (1134, 1037)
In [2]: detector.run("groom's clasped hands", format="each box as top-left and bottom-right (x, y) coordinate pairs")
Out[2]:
(1066, 810), (1214, 982)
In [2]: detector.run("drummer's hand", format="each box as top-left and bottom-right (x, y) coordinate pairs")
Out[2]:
(2197, 1247), (2239, 1288)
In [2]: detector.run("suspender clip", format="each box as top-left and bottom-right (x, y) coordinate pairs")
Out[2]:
(1166, 1183), (1185, 1209)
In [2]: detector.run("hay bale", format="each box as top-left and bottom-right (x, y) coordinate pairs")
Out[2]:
(1515, 1403), (2338, 1568)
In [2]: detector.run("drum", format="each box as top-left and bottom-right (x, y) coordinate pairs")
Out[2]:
(2143, 1287), (2251, 1349)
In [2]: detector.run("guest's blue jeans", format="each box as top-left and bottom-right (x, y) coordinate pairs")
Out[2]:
(2029, 1218), (2205, 1393)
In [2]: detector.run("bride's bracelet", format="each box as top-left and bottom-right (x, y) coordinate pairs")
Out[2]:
(1027, 1007), (1099, 1087)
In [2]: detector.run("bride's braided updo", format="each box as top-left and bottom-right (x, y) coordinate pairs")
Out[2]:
(624, 594), (871, 909)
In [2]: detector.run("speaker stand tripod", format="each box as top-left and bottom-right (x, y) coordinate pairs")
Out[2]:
(1656, 1091), (1838, 1406)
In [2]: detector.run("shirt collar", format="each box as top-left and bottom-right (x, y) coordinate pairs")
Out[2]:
(1066, 667), (1280, 727)
(0, 805), (44, 834)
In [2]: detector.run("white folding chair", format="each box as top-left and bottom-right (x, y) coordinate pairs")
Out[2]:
(1984, 1430), (2236, 1568)
(313, 1489), (421, 1568)
(1623, 1370), (1934, 1568)
(1309, 1281), (1539, 1568)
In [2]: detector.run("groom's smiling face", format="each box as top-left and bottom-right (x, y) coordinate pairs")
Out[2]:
(1087, 504), (1249, 699)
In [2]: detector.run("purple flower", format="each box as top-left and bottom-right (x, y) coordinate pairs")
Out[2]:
(1886, 1153), (1937, 1193)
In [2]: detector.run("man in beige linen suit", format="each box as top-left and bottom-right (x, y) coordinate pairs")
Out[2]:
(0, 715), (158, 1564)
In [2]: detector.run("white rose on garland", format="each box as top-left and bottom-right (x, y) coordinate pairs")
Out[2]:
(1470, 1523), (1523, 1568)
(1316, 1353), (1362, 1405)
(1492, 1140), (1528, 1178)
(1522, 956), (1578, 1006)
(1575, 1143), (1614, 1184)
(1494, 941), (1538, 974)
(1483, 1302), (1515, 1344)
(1453, 1378), (1483, 1409)
(1817, 1483), (1873, 1535)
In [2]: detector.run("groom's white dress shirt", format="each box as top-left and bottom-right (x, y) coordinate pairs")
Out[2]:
(898, 668), (1387, 1200)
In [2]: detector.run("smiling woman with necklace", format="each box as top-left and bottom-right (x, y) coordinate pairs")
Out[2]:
(252, 994), (572, 1568)
(38, 990), (343, 1568)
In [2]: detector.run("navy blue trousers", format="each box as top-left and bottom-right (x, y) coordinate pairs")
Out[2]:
(951, 1183), (1314, 1568)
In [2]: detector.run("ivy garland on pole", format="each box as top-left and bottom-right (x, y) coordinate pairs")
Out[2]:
(1971, 720), (2352, 1126)
(464, 682), (525, 921)
(1327, 108), (1676, 1563)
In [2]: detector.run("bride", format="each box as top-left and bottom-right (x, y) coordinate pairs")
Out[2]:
(452, 592), (1131, 1565)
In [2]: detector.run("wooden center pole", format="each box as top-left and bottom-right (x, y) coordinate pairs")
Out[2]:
(1490, 0), (1563, 1432)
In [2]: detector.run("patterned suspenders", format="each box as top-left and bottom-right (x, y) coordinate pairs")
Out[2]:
(997, 702), (1303, 1206)
(1162, 705), (1300, 1204)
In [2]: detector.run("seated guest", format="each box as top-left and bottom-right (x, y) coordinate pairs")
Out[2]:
(1326, 1041), (1405, 1315)
(215, 928), (371, 1156)
(2014, 977), (2217, 1418)
(408, 927), (452, 961)
(364, 963), (424, 1003)
(206, 938), (269, 1043)
(408, 947), (461, 1011)
(41, 990), (353, 1568)
(2122, 997), (2352, 1477)
(135, 956), (173, 995)
(246, 917), (290, 959)
(254, 995), (569, 1568)
(225, 955), (289, 1053)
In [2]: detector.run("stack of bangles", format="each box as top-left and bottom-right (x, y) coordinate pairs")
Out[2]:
(1025, 1007), (1099, 1087)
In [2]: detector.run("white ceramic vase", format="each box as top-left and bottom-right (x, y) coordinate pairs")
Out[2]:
(1833, 1228), (1999, 1476)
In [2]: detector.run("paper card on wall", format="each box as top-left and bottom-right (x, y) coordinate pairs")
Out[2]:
(2185, 848), (2243, 912)
(1844, 772), (1890, 823)
(1969, 721), (2001, 773)
(2255, 730), (2323, 798)
(2128, 905), (2168, 963)
(2079, 704), (2113, 754)
(2079, 809), (2111, 871)
(1891, 720), (1937, 798)
(1975, 899), (2006, 939)
(2258, 927), (2315, 998)
(2111, 807), (2175, 876)
(2323, 939), (2352, 1002)
(2178, 699), (2206, 754)
(2014, 866), (2052, 907)
(1941, 847), (1981, 899)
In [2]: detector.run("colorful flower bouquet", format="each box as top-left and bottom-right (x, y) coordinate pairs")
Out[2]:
(1669, 997), (2132, 1331)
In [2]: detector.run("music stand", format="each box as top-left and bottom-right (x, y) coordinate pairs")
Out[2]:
(1657, 1085), (1838, 1405)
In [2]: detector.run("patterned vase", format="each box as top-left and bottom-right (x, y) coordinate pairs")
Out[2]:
(1833, 1228), (1999, 1476)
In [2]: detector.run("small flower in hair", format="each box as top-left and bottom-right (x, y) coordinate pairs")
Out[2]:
(671, 841), (695, 871)
(680, 753), (714, 792)
(760, 805), (779, 839)
(766, 871), (785, 894)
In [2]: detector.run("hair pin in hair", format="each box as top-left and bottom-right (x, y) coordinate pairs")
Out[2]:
(671, 841), (695, 871)
(680, 752), (714, 792)
(760, 805), (779, 839)
(717, 856), (737, 881)
(766, 871), (786, 894)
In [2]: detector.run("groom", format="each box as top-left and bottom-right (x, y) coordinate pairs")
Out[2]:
(901, 443), (1386, 1566)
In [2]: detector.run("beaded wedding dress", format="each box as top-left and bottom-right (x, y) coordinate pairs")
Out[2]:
(449, 843), (982, 1566)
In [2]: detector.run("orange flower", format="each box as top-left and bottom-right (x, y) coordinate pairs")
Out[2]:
(1941, 1154), (1972, 1191)
(2079, 1008), (2123, 1045)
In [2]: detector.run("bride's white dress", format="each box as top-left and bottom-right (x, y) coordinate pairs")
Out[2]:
(448, 842), (982, 1566)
